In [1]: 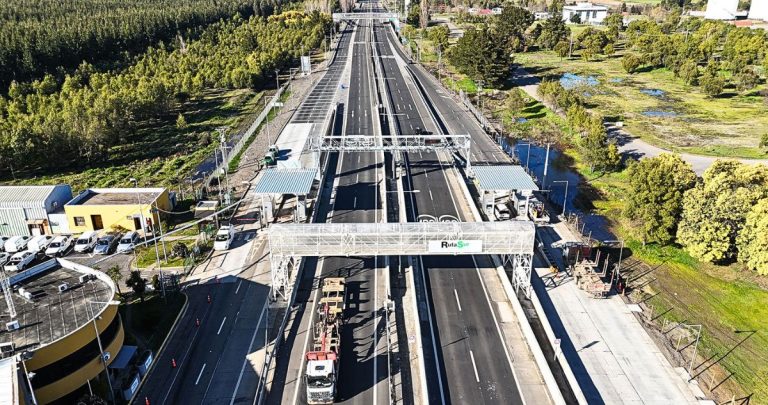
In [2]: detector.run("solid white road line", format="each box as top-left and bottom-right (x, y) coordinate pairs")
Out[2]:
(454, 289), (462, 312)
(469, 350), (480, 383)
(217, 317), (227, 335)
(230, 296), (269, 405)
(235, 280), (242, 295)
(195, 363), (207, 385)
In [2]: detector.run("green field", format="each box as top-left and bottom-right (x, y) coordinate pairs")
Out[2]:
(516, 51), (768, 159)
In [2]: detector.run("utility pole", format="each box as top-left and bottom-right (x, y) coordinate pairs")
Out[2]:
(568, 31), (574, 59)
(542, 142), (551, 189)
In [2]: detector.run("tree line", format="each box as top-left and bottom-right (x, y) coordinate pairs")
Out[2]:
(0, 0), (292, 89)
(0, 10), (331, 176)
(626, 156), (768, 275)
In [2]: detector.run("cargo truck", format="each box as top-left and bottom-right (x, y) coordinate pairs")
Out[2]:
(305, 277), (346, 404)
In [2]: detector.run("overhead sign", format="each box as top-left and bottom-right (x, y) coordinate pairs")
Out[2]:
(428, 240), (483, 254)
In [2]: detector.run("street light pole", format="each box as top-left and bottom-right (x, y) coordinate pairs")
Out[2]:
(552, 180), (569, 217)
(130, 178), (148, 246)
(88, 300), (120, 405)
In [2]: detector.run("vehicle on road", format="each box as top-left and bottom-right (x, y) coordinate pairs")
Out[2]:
(262, 144), (280, 167)
(4, 251), (36, 271)
(0, 237), (9, 252)
(73, 231), (99, 253)
(305, 277), (346, 404)
(93, 234), (120, 255)
(4, 236), (30, 253)
(213, 225), (235, 251)
(27, 235), (54, 255)
(45, 235), (74, 257)
(0, 252), (9, 267)
(117, 231), (140, 253)
(494, 203), (511, 220)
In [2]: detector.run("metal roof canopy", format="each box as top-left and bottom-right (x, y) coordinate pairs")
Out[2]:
(0, 185), (60, 207)
(253, 168), (318, 195)
(472, 165), (538, 191)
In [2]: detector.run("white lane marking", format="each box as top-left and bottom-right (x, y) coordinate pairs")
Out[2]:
(235, 280), (242, 295)
(409, 104), (413, 111)
(454, 289), (462, 311)
(195, 363), (207, 385)
(232, 297), (269, 405)
(354, 197), (358, 208)
(217, 317), (227, 335)
(469, 350), (480, 383)
(429, 189), (434, 201)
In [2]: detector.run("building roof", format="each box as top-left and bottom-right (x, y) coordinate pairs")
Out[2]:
(473, 165), (539, 191)
(67, 188), (165, 206)
(253, 168), (317, 195)
(108, 345), (138, 370)
(0, 185), (65, 208)
(564, 2), (608, 11)
(0, 357), (20, 405)
(0, 259), (114, 351)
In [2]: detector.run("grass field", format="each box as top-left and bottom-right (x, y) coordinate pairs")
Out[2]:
(6, 88), (264, 193)
(516, 51), (768, 159)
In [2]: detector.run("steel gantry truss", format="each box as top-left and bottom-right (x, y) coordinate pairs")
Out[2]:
(332, 12), (399, 21)
(268, 221), (535, 298)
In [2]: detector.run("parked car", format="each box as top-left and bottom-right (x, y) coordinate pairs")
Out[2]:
(0, 252), (9, 267)
(73, 231), (99, 253)
(93, 234), (120, 255)
(117, 231), (140, 253)
(4, 251), (36, 271)
(4, 236), (30, 253)
(27, 235), (54, 254)
(0, 236), (9, 252)
(213, 225), (235, 251)
(45, 235), (74, 257)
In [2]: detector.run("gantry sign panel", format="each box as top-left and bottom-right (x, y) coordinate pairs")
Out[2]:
(269, 221), (536, 298)
(332, 12), (399, 21)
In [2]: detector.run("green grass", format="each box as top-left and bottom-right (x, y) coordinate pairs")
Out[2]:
(135, 239), (196, 268)
(516, 50), (768, 159)
(6, 88), (264, 193)
(120, 293), (185, 352)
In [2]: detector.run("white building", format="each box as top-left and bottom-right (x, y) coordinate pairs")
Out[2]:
(704, 0), (738, 20)
(748, 0), (768, 21)
(534, 11), (552, 20)
(562, 2), (609, 25)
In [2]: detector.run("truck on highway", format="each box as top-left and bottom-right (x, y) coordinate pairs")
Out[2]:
(305, 277), (346, 404)
(262, 145), (280, 167)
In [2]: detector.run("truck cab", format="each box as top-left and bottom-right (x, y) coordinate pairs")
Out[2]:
(263, 145), (280, 167)
(305, 357), (337, 404)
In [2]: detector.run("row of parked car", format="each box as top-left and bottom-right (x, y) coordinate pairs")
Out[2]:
(0, 231), (143, 272)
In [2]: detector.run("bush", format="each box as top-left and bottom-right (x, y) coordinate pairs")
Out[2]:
(622, 53), (642, 73)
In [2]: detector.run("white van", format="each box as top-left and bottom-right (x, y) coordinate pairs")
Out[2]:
(117, 231), (140, 253)
(4, 236), (30, 253)
(73, 231), (99, 253)
(4, 251), (35, 271)
(494, 203), (511, 221)
(45, 235), (74, 257)
(213, 225), (235, 251)
(27, 235), (54, 254)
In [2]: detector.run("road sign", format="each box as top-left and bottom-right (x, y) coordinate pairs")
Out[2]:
(427, 240), (483, 254)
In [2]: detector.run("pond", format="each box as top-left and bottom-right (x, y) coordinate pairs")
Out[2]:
(641, 110), (678, 118)
(560, 73), (599, 90)
(639, 88), (665, 98)
(514, 141), (616, 241)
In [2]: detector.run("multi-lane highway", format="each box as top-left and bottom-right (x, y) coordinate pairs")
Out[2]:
(269, 3), (390, 404)
(374, 20), (526, 404)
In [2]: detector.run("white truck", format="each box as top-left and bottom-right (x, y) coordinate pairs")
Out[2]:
(305, 277), (345, 404)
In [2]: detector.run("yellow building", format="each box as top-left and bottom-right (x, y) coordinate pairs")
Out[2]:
(0, 259), (123, 404)
(64, 188), (171, 234)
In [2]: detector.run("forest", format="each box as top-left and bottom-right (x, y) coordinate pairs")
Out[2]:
(0, 0), (292, 88)
(0, 10), (331, 177)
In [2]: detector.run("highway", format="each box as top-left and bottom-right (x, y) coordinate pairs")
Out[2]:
(374, 20), (525, 404)
(268, 3), (390, 404)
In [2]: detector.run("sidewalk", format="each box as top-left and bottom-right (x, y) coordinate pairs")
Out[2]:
(534, 225), (708, 404)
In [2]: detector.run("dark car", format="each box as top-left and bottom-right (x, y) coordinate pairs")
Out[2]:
(93, 234), (119, 255)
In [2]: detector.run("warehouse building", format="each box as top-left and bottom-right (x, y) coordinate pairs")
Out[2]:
(64, 188), (172, 235)
(705, 0), (738, 20)
(0, 258), (124, 404)
(0, 185), (73, 237)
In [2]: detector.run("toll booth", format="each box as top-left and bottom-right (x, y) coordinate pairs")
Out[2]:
(253, 168), (318, 224)
(471, 165), (538, 221)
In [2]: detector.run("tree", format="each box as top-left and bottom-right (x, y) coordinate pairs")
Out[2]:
(580, 115), (620, 172)
(494, 6), (534, 53)
(603, 13), (624, 42)
(106, 265), (124, 296)
(677, 161), (768, 263)
(734, 67), (759, 93)
(427, 25), (450, 52)
(625, 154), (697, 245)
(505, 89), (526, 117)
(176, 113), (188, 129)
(554, 41), (569, 58)
(603, 43), (615, 56)
(761, 133), (768, 150)
(577, 28), (609, 61)
(76, 394), (108, 405)
(407, 5), (420, 26)
(736, 199), (768, 275)
(700, 61), (724, 97)
(537, 15), (570, 50)
(126, 271), (147, 301)
(622, 53), (642, 73)
(569, 13), (582, 24)
(447, 26), (511, 86)
(678, 60), (699, 85)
